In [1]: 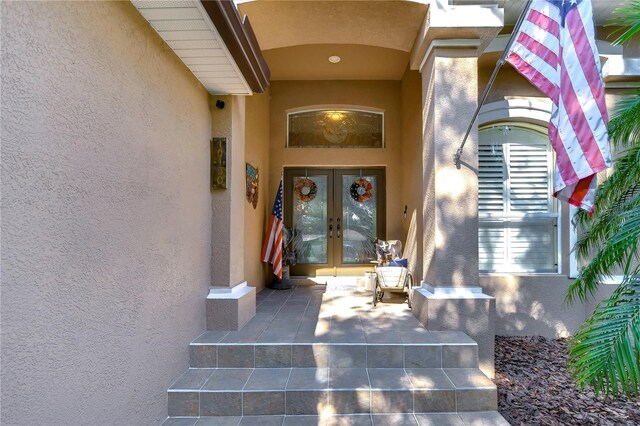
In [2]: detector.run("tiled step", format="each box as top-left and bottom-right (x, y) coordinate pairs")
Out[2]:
(165, 287), (505, 424)
(189, 333), (479, 369)
(163, 411), (510, 425)
(167, 367), (497, 417)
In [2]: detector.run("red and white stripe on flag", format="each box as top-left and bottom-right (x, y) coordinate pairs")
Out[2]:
(506, 0), (611, 212)
(261, 180), (284, 279)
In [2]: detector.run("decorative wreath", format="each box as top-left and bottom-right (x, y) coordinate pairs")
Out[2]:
(294, 178), (318, 202)
(350, 178), (373, 203)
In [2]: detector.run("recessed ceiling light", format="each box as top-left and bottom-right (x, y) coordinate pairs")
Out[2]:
(328, 55), (341, 64)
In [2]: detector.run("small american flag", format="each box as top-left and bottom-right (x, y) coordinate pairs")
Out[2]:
(507, 0), (611, 212)
(261, 180), (284, 279)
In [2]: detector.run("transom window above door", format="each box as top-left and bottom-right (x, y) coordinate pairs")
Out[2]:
(287, 108), (384, 148)
(478, 124), (560, 274)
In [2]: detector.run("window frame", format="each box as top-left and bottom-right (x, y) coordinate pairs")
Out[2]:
(478, 122), (562, 275)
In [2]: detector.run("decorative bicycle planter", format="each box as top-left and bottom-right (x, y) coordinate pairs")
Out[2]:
(372, 266), (414, 309)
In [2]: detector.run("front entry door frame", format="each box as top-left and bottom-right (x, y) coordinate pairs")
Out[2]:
(284, 167), (386, 277)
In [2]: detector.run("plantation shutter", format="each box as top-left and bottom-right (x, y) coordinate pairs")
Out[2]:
(479, 140), (507, 270)
(479, 126), (558, 273)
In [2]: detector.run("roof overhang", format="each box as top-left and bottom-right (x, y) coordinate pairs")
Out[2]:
(131, 0), (270, 95)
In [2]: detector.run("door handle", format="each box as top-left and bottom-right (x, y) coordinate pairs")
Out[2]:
(337, 218), (341, 239)
(329, 218), (333, 238)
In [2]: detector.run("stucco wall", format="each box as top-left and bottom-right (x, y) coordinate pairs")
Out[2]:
(244, 90), (271, 290)
(423, 51), (480, 287)
(1, 2), (210, 424)
(479, 65), (543, 105)
(400, 69), (424, 280)
(268, 80), (403, 244)
(210, 95), (247, 288)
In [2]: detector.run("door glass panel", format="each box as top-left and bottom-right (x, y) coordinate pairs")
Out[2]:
(341, 175), (377, 264)
(292, 175), (328, 264)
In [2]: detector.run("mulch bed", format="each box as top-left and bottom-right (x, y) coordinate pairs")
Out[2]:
(495, 336), (640, 425)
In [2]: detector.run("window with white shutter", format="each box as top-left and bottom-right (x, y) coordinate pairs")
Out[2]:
(479, 124), (559, 273)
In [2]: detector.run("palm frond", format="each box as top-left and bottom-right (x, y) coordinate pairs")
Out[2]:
(574, 194), (638, 255)
(573, 133), (640, 231)
(568, 144), (640, 303)
(608, 90), (640, 149)
(569, 196), (640, 303)
(567, 2), (640, 398)
(607, 1), (640, 45)
(568, 275), (640, 397)
(609, 207), (640, 248)
(573, 177), (640, 260)
(569, 88), (640, 303)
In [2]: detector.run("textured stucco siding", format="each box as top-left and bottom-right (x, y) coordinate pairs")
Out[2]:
(480, 275), (584, 337)
(244, 91), (271, 291)
(1, 2), (210, 424)
(400, 70), (423, 282)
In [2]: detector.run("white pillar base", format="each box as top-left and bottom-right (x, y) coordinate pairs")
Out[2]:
(206, 282), (256, 331)
(412, 283), (496, 378)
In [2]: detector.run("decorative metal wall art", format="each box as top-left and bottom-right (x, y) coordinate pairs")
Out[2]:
(287, 109), (384, 148)
(211, 137), (227, 189)
(246, 163), (259, 209)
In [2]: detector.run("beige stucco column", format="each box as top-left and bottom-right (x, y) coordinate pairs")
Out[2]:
(421, 47), (480, 287)
(409, 2), (503, 377)
(207, 95), (256, 330)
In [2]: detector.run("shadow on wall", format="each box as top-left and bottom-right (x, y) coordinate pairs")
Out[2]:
(427, 197), (585, 339)
(413, 55), (584, 339)
(419, 53), (483, 286)
(430, 184), (579, 338)
(420, 165), (480, 286)
(403, 209), (420, 280)
(426, 286), (567, 337)
(481, 274), (583, 338)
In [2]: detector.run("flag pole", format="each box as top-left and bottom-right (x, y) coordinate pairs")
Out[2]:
(453, 0), (533, 169)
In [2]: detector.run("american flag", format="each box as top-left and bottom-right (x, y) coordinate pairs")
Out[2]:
(506, 0), (611, 212)
(261, 180), (284, 279)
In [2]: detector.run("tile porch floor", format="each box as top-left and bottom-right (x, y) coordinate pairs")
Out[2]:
(194, 285), (475, 346)
(164, 285), (508, 425)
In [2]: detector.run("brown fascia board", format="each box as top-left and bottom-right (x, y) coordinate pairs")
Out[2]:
(200, 0), (271, 93)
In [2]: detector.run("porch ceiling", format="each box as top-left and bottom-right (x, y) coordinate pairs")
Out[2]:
(236, 0), (427, 80)
(236, 0), (429, 52)
(264, 44), (410, 81)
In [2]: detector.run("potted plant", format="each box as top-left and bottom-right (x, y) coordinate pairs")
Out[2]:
(281, 227), (301, 281)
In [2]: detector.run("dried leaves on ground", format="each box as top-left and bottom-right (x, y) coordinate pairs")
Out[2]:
(495, 336), (640, 425)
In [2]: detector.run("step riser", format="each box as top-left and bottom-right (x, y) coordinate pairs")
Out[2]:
(190, 344), (478, 369)
(167, 388), (497, 417)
